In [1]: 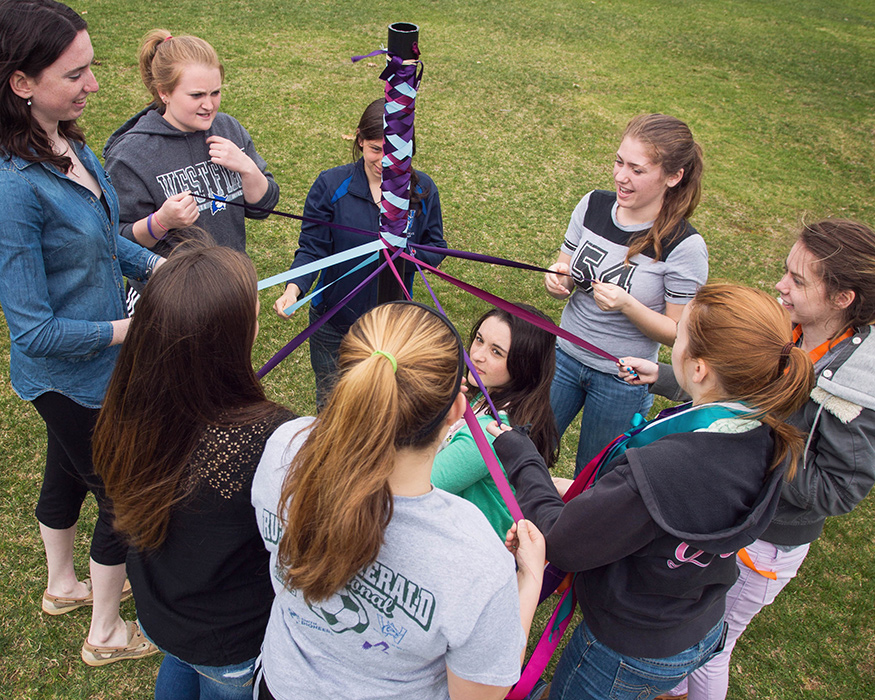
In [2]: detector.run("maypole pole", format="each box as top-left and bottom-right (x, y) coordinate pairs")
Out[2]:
(376, 22), (422, 304)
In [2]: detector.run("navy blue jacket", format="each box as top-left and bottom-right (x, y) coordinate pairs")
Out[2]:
(287, 159), (446, 332)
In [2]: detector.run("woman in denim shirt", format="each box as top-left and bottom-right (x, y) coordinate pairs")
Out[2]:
(0, 0), (161, 666)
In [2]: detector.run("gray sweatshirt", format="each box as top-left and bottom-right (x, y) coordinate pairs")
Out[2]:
(103, 108), (279, 288)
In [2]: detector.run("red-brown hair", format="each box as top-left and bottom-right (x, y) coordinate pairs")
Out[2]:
(684, 284), (814, 477)
(622, 114), (704, 262)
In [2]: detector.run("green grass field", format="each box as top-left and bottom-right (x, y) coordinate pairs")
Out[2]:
(1, 0), (873, 697)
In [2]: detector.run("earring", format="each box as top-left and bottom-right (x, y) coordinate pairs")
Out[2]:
(26, 99), (31, 106)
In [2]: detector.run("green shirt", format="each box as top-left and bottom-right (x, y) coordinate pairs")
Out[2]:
(431, 413), (514, 539)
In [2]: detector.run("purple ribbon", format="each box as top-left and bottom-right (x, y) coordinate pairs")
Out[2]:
(379, 54), (421, 238)
(190, 194), (579, 282)
(351, 48), (388, 63)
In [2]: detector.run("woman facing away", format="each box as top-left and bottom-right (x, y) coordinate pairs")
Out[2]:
(431, 304), (559, 538)
(621, 219), (875, 700)
(103, 29), (279, 312)
(251, 302), (544, 700)
(93, 242), (293, 699)
(545, 114), (707, 475)
(491, 284), (814, 700)
(272, 98), (447, 409)
(0, 0), (161, 665)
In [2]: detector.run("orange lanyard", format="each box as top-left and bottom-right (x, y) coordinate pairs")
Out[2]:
(737, 548), (777, 580)
(792, 325), (853, 364)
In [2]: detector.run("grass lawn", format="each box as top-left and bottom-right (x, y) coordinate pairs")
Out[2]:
(1, 0), (873, 697)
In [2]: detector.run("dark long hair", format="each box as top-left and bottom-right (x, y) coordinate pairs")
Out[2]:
(352, 97), (425, 206)
(0, 0), (87, 172)
(93, 243), (286, 550)
(471, 305), (559, 468)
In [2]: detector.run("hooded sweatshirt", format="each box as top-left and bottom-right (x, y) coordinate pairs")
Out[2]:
(495, 414), (785, 658)
(764, 325), (875, 544)
(103, 108), (279, 289)
(648, 326), (875, 546)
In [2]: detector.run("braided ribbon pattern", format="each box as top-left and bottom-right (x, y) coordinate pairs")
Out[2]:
(379, 53), (421, 237)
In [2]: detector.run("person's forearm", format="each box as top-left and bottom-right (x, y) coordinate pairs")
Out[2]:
(109, 318), (131, 346)
(129, 215), (163, 248)
(516, 573), (540, 664)
(241, 166), (269, 204)
(620, 298), (677, 345)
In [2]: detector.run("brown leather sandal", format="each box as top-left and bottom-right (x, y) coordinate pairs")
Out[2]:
(42, 578), (133, 615)
(81, 620), (160, 667)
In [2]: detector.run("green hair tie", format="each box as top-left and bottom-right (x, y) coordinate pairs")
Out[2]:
(371, 350), (398, 374)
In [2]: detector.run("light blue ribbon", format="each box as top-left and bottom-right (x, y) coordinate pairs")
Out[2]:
(284, 252), (381, 314)
(256, 239), (385, 291)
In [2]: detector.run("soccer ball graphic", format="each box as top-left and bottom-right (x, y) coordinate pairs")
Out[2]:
(310, 590), (369, 634)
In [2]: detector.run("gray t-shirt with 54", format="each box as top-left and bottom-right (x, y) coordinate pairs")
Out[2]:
(559, 190), (708, 374)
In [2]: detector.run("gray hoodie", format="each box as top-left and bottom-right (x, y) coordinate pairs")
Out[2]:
(103, 108), (279, 288)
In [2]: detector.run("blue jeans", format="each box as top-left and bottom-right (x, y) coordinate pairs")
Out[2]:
(550, 620), (724, 700)
(550, 346), (653, 476)
(154, 651), (257, 700)
(308, 308), (348, 411)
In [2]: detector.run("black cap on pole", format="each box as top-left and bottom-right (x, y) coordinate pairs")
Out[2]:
(387, 22), (419, 59)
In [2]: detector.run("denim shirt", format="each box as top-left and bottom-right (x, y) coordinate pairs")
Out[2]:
(0, 142), (159, 407)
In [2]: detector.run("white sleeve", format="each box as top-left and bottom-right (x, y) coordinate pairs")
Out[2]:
(561, 191), (595, 256)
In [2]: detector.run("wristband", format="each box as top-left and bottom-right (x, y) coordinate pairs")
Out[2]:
(152, 213), (169, 232)
(146, 213), (166, 241)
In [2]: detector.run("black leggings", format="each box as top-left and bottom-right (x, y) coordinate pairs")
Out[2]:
(258, 675), (276, 700)
(32, 392), (127, 566)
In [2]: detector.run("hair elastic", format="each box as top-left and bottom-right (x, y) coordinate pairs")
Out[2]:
(776, 341), (796, 375)
(371, 350), (397, 373)
(163, 35), (173, 42)
(380, 301), (466, 446)
(146, 213), (166, 242)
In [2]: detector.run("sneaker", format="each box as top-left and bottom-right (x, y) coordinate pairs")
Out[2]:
(81, 620), (160, 667)
(42, 578), (133, 615)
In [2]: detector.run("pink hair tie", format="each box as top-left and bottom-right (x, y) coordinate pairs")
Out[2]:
(163, 35), (173, 42)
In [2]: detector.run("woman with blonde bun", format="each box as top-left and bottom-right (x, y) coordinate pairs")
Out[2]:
(104, 29), (278, 312)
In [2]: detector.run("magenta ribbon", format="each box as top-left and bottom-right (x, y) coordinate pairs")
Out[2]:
(396, 249), (619, 363)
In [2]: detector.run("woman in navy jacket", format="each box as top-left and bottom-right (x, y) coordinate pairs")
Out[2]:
(273, 98), (446, 408)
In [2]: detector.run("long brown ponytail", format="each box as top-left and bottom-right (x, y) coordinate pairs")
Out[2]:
(278, 303), (464, 603)
(93, 243), (283, 550)
(685, 284), (814, 477)
(622, 114), (704, 263)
